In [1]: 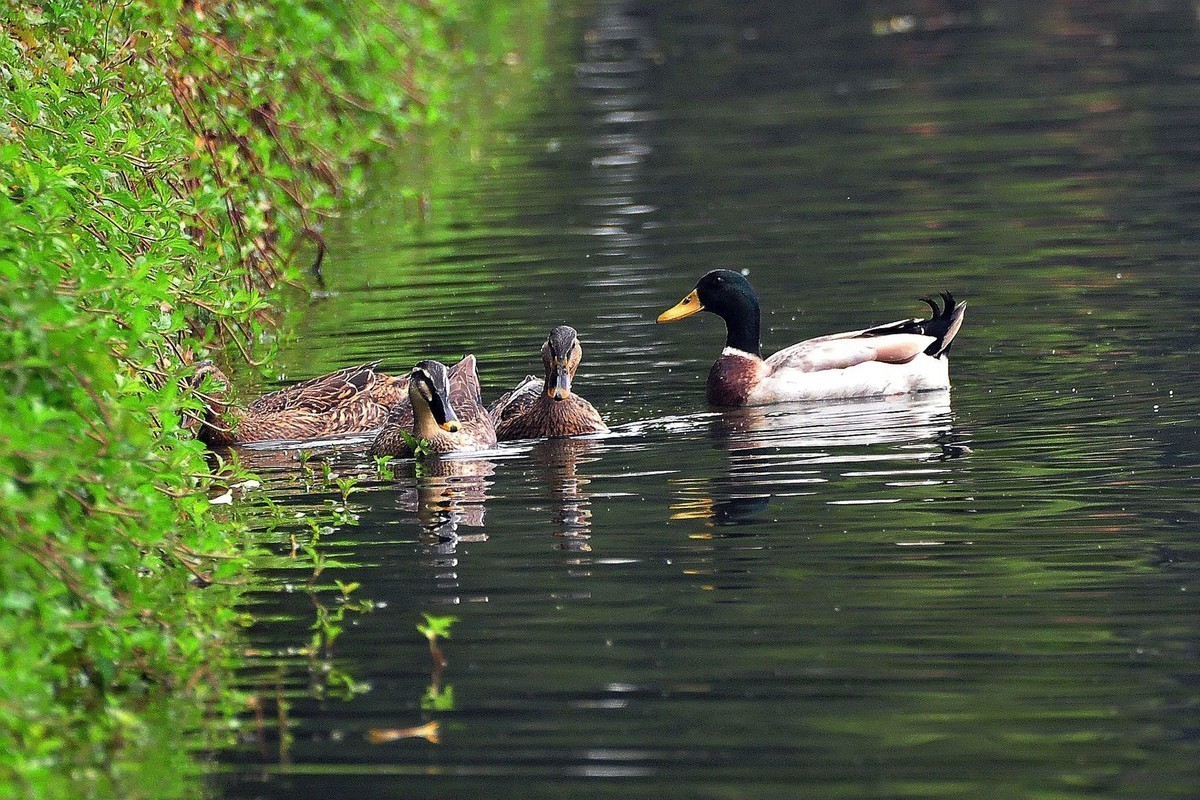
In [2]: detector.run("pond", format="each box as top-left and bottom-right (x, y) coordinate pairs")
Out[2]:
(214, 2), (1200, 798)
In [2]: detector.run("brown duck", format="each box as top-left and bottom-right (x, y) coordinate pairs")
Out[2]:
(192, 360), (408, 446)
(369, 357), (497, 457)
(489, 326), (608, 441)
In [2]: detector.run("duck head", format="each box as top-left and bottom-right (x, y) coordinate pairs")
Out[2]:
(542, 325), (583, 401)
(186, 360), (237, 443)
(657, 270), (762, 356)
(409, 360), (461, 437)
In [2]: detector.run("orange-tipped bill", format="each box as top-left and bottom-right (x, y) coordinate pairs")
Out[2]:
(426, 390), (460, 432)
(425, 379), (459, 432)
(657, 289), (703, 323)
(411, 360), (461, 434)
(547, 362), (572, 400)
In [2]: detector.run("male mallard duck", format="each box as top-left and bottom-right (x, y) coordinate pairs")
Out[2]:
(657, 270), (965, 405)
(489, 326), (609, 441)
(369, 357), (497, 457)
(192, 361), (407, 445)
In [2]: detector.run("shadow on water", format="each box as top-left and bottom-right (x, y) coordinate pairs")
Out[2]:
(215, 1), (1200, 798)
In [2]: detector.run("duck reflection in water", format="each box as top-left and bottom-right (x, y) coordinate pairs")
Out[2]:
(670, 391), (966, 528)
(392, 456), (496, 553)
(527, 437), (600, 553)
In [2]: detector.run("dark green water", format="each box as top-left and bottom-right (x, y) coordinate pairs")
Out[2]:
(216, 2), (1200, 798)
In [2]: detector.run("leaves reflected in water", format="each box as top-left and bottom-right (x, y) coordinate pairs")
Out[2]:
(421, 684), (456, 712)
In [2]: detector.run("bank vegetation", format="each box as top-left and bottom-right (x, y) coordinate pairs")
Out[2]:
(0, 1), (546, 797)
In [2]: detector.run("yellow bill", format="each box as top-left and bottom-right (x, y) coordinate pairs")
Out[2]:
(657, 289), (703, 323)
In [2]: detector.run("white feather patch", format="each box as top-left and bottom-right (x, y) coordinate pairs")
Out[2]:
(746, 356), (950, 404)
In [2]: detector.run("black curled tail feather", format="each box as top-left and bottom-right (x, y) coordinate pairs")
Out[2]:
(917, 292), (966, 358)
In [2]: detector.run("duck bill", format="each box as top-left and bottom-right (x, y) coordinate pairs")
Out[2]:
(657, 289), (703, 323)
(547, 363), (572, 401)
(430, 395), (461, 432)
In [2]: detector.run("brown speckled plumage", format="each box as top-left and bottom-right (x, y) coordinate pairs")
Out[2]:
(369, 356), (497, 457)
(194, 361), (408, 446)
(492, 385), (607, 440)
(489, 326), (608, 441)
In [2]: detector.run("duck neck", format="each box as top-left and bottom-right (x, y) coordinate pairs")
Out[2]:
(717, 296), (761, 357)
(412, 401), (443, 441)
(199, 402), (238, 446)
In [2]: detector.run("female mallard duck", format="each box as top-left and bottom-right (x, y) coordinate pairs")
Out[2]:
(489, 326), (608, 441)
(369, 357), (497, 457)
(657, 270), (965, 405)
(192, 361), (408, 446)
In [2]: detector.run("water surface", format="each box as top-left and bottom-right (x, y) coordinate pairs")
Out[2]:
(216, 3), (1200, 798)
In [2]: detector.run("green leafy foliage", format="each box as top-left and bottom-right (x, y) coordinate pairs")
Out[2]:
(0, 0), (547, 796)
(420, 684), (456, 712)
(372, 454), (395, 479)
(417, 613), (460, 643)
(399, 429), (436, 460)
(416, 614), (458, 707)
